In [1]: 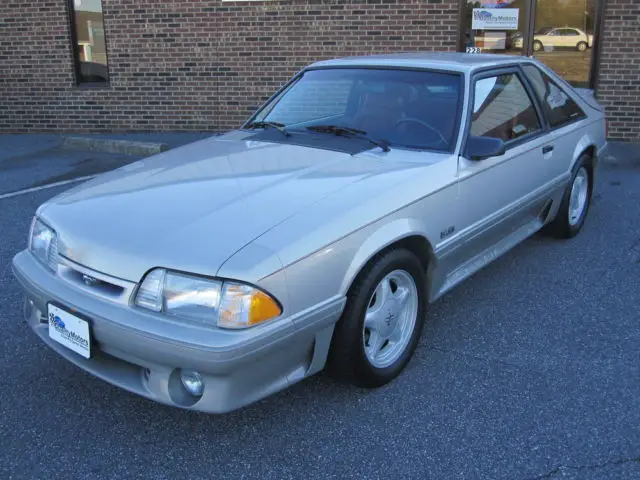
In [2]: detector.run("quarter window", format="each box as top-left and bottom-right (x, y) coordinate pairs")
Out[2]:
(68, 0), (109, 84)
(522, 65), (586, 128)
(470, 74), (541, 142)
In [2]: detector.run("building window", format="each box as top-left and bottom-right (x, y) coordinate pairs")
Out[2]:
(460, 0), (603, 89)
(68, 0), (109, 85)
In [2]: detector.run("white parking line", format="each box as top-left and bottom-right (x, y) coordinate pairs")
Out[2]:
(0, 175), (97, 201)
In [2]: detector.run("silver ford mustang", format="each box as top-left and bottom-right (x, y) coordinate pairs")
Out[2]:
(13, 53), (608, 413)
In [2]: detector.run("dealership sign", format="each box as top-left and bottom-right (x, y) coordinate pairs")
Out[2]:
(472, 8), (519, 30)
(480, 0), (517, 7)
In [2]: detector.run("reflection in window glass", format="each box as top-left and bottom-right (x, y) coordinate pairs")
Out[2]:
(265, 78), (353, 125)
(533, 0), (596, 87)
(471, 74), (541, 142)
(256, 68), (463, 151)
(461, 0), (525, 55)
(69, 0), (109, 84)
(473, 77), (497, 113)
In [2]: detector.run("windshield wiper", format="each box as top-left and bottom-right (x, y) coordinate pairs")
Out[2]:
(244, 121), (290, 137)
(305, 125), (390, 152)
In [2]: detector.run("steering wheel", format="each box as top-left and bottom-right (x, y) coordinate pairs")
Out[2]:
(394, 117), (448, 147)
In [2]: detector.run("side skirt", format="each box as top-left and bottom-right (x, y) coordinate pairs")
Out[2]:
(433, 215), (546, 301)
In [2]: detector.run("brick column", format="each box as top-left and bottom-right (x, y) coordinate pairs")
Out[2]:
(596, 0), (640, 142)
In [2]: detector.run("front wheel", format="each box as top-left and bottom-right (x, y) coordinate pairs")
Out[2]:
(543, 154), (592, 238)
(533, 40), (543, 52)
(327, 249), (426, 388)
(577, 41), (588, 52)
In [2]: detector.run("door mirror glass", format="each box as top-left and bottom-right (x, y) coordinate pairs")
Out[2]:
(465, 136), (506, 161)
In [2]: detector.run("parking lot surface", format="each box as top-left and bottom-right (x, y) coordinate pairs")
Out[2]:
(0, 139), (638, 479)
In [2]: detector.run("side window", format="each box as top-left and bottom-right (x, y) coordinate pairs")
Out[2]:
(470, 73), (541, 142)
(523, 65), (586, 128)
(68, 0), (109, 84)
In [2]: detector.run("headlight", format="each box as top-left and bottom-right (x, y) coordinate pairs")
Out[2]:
(29, 217), (58, 272)
(134, 268), (282, 329)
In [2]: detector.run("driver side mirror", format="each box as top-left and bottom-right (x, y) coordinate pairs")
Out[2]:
(465, 136), (506, 161)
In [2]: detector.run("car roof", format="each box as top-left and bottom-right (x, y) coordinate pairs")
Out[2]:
(307, 52), (533, 74)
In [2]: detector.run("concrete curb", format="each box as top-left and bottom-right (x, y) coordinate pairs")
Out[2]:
(61, 136), (170, 156)
(601, 141), (640, 166)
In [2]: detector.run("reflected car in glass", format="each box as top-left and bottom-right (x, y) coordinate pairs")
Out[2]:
(12, 52), (608, 413)
(514, 27), (594, 52)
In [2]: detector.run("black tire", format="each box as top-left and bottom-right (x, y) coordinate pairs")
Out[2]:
(543, 154), (593, 239)
(533, 40), (543, 52)
(576, 41), (588, 52)
(326, 249), (426, 388)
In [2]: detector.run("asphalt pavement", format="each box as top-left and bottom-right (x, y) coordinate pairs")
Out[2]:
(0, 136), (638, 479)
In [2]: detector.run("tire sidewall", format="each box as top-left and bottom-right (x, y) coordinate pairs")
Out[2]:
(339, 249), (426, 386)
(564, 156), (592, 236)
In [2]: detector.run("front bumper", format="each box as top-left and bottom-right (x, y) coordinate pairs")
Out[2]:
(12, 250), (345, 413)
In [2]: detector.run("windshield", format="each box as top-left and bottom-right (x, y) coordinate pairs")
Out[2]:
(251, 68), (463, 151)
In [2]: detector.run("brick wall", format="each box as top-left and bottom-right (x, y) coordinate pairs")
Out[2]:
(596, 0), (640, 142)
(0, 0), (459, 133)
(3, 0), (637, 140)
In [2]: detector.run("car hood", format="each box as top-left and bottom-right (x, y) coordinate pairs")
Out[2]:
(39, 132), (424, 282)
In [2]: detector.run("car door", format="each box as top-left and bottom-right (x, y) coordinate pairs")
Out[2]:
(569, 28), (588, 48)
(549, 29), (565, 48)
(542, 29), (559, 48)
(521, 63), (589, 179)
(450, 67), (556, 267)
(560, 29), (579, 48)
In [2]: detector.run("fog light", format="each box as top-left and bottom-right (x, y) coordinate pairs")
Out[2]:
(180, 370), (204, 397)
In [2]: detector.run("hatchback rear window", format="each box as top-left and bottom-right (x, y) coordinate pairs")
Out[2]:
(523, 65), (586, 129)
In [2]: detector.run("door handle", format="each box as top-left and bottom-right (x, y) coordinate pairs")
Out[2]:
(542, 145), (554, 154)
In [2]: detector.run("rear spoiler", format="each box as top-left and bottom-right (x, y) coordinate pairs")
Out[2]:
(574, 88), (604, 112)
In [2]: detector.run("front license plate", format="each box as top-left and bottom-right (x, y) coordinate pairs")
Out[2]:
(47, 304), (91, 359)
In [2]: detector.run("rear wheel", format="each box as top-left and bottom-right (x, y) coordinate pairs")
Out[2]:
(543, 154), (592, 238)
(327, 249), (426, 388)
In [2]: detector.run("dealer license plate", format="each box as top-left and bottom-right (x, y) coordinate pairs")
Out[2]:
(47, 304), (91, 359)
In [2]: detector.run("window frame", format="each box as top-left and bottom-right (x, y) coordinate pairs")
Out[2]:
(519, 63), (587, 131)
(65, 0), (111, 88)
(461, 66), (548, 156)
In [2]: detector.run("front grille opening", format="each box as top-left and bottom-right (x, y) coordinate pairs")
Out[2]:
(62, 268), (125, 297)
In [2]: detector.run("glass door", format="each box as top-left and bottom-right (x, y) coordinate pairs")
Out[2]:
(462, 0), (528, 55)
(532, 0), (597, 88)
(460, 0), (602, 88)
